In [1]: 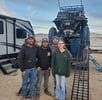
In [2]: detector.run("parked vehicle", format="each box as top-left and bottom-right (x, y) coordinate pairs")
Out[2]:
(0, 14), (34, 74)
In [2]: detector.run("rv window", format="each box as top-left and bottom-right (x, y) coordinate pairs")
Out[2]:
(16, 29), (26, 39)
(0, 21), (4, 34)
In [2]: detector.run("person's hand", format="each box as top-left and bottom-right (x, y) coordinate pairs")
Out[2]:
(22, 71), (25, 77)
(49, 67), (51, 70)
(37, 67), (41, 71)
(48, 67), (51, 76)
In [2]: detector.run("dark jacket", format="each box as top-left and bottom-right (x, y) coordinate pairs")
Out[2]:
(17, 44), (38, 72)
(52, 48), (71, 77)
(37, 46), (51, 70)
(50, 45), (58, 53)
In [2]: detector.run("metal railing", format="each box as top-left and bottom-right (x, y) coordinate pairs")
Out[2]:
(60, 5), (84, 13)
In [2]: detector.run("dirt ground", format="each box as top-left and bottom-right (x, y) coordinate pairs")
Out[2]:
(0, 53), (102, 100)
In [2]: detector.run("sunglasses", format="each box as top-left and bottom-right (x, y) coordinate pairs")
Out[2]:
(58, 42), (64, 44)
(42, 41), (48, 43)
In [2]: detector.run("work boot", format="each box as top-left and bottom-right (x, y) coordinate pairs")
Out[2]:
(36, 95), (40, 100)
(31, 96), (36, 100)
(21, 96), (27, 100)
(17, 88), (22, 96)
(65, 96), (68, 100)
(35, 93), (40, 100)
(44, 89), (52, 96)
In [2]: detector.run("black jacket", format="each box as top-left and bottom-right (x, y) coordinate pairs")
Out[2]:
(37, 46), (51, 70)
(17, 44), (38, 72)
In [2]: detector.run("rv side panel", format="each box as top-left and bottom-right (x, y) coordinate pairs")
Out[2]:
(0, 19), (6, 56)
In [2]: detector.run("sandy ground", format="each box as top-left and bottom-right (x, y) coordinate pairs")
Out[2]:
(0, 53), (102, 100)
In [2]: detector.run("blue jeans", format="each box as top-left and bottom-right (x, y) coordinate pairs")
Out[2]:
(55, 74), (66, 100)
(22, 68), (37, 96)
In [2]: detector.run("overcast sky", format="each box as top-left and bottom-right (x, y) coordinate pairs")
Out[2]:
(0, 0), (102, 34)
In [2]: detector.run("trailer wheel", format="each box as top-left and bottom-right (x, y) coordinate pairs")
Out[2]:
(48, 27), (57, 44)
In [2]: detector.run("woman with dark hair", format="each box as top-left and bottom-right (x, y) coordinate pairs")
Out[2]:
(17, 36), (38, 100)
(52, 38), (71, 100)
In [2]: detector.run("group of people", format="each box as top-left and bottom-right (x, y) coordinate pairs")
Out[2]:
(17, 35), (72, 100)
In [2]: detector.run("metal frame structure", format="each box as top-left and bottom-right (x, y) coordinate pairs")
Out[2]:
(49, 3), (90, 100)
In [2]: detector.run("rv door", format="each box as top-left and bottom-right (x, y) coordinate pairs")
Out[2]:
(0, 19), (7, 56)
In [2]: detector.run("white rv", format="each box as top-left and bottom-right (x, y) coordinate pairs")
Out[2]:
(0, 15), (34, 74)
(0, 15), (34, 59)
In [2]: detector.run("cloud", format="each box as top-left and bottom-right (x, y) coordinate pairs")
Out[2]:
(0, 0), (28, 20)
(90, 16), (102, 26)
(88, 16), (102, 33)
(0, 0), (15, 16)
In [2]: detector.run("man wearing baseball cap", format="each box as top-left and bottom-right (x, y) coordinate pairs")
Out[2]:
(36, 38), (52, 100)
(17, 36), (38, 100)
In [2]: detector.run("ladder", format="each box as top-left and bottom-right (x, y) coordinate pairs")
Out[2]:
(71, 64), (89, 100)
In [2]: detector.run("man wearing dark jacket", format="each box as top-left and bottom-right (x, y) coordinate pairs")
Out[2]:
(50, 36), (59, 96)
(36, 38), (52, 100)
(17, 36), (38, 100)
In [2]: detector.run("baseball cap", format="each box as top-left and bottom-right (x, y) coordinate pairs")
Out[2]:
(52, 36), (59, 40)
(42, 38), (48, 42)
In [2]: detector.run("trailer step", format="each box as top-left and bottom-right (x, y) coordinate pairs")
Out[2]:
(1, 63), (17, 74)
(0, 58), (11, 65)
